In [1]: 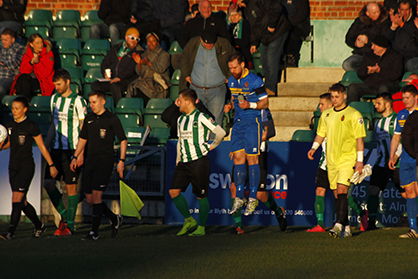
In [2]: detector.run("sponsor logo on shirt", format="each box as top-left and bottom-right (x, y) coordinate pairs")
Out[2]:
(100, 129), (107, 139)
(18, 135), (25, 145)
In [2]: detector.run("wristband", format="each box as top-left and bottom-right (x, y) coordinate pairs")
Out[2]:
(249, 102), (257, 109)
(311, 142), (320, 150)
(71, 155), (77, 160)
(49, 163), (55, 168)
(357, 151), (364, 162)
(119, 158), (125, 162)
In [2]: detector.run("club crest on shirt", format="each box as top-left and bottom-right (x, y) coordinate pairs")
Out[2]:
(100, 129), (107, 139)
(358, 118), (364, 125)
(193, 121), (198, 128)
(244, 82), (249, 87)
(341, 115), (345, 121)
(326, 113), (330, 117)
(18, 135), (25, 145)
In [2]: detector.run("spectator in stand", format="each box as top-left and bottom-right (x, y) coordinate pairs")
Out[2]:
(180, 30), (235, 125)
(282, 0), (311, 68)
(185, 4), (200, 23)
(179, 0), (229, 48)
(90, 0), (133, 45)
(91, 27), (143, 105)
(384, 0), (417, 16)
(0, 0), (26, 35)
(127, 32), (170, 105)
(385, 0), (418, 73)
(130, 0), (160, 42)
(347, 35), (403, 103)
(10, 33), (54, 99)
(227, 6), (252, 68)
(245, 0), (290, 96)
(0, 28), (24, 97)
(343, 2), (389, 71)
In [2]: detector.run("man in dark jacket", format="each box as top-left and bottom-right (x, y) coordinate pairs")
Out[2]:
(90, 0), (133, 45)
(0, 0), (26, 34)
(347, 35), (403, 103)
(152, 0), (188, 44)
(91, 27), (143, 104)
(246, 0), (290, 96)
(282, 0), (310, 67)
(343, 2), (389, 71)
(179, 0), (229, 48)
(385, 0), (418, 73)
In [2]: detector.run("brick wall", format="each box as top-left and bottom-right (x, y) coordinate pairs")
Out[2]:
(27, 0), (382, 20)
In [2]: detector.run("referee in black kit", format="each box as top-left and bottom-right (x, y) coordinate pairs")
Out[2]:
(70, 92), (127, 240)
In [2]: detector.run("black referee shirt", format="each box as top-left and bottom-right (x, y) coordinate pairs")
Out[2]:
(80, 110), (126, 160)
(6, 118), (40, 167)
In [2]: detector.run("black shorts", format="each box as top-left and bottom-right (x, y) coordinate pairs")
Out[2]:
(82, 158), (114, 194)
(370, 166), (402, 193)
(49, 149), (79, 184)
(172, 156), (209, 198)
(315, 168), (330, 190)
(9, 163), (35, 193)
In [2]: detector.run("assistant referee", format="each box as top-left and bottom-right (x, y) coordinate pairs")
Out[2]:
(70, 92), (127, 240)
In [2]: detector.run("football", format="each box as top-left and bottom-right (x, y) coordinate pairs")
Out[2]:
(0, 124), (7, 143)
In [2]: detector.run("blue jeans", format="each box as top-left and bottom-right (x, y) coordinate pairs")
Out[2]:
(0, 78), (13, 97)
(190, 84), (226, 125)
(260, 32), (289, 94)
(342, 54), (363, 72)
(90, 23), (127, 45)
(405, 57), (418, 73)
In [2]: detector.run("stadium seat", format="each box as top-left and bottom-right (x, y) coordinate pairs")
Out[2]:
(117, 113), (142, 130)
(147, 127), (170, 145)
(54, 10), (81, 28)
(84, 67), (102, 83)
(56, 38), (81, 57)
(116, 98), (144, 115)
(66, 67), (83, 80)
(399, 72), (414, 87)
(70, 84), (82, 95)
(168, 41), (183, 54)
(53, 26), (78, 39)
(143, 114), (168, 128)
(59, 54), (79, 68)
(80, 9), (103, 41)
(169, 86), (179, 101)
(28, 96), (52, 137)
(81, 39), (110, 56)
(144, 98), (172, 114)
(81, 55), (104, 70)
(310, 108), (321, 131)
(253, 58), (263, 75)
(340, 71), (363, 86)
(30, 96), (51, 112)
(350, 101), (374, 130)
(25, 9), (53, 28)
(170, 69), (181, 85)
(291, 130), (315, 142)
(124, 126), (146, 144)
(1, 95), (18, 108)
(25, 26), (50, 38)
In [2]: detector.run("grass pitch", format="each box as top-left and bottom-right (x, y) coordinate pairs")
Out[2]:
(1, 223), (418, 279)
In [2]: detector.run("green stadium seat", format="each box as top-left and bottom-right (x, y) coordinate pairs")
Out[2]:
(84, 67), (103, 83)
(70, 84), (82, 95)
(147, 127), (170, 144)
(80, 11), (104, 41)
(66, 67), (83, 80)
(2, 95), (18, 107)
(53, 26), (78, 39)
(169, 86), (179, 101)
(59, 54), (79, 68)
(291, 130), (315, 142)
(340, 71), (363, 86)
(253, 58), (263, 75)
(56, 38), (81, 57)
(25, 9), (53, 28)
(117, 113), (142, 130)
(251, 50), (261, 59)
(116, 98), (144, 115)
(168, 41), (183, 54)
(81, 39), (110, 56)
(124, 126), (146, 144)
(170, 69), (181, 86)
(28, 96), (52, 137)
(54, 10), (81, 28)
(30, 96), (51, 112)
(143, 114), (167, 128)
(81, 54), (104, 70)
(311, 108), (321, 131)
(25, 26), (50, 38)
(144, 98), (172, 114)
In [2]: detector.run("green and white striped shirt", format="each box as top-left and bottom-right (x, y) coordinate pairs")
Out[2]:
(177, 109), (217, 163)
(319, 139), (327, 171)
(374, 112), (397, 167)
(51, 92), (87, 150)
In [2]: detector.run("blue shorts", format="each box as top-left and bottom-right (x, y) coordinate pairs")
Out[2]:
(399, 161), (416, 188)
(231, 118), (262, 155)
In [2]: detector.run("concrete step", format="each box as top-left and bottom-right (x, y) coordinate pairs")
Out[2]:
(281, 67), (344, 83)
(271, 111), (313, 127)
(269, 96), (318, 112)
(277, 82), (331, 97)
(271, 126), (310, 142)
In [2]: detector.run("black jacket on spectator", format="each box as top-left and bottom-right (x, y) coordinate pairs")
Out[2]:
(357, 48), (403, 86)
(152, 0), (188, 29)
(98, 0), (133, 26)
(162, 102), (215, 139)
(385, 17), (418, 61)
(0, 0), (27, 23)
(401, 109), (418, 163)
(244, 0), (290, 46)
(281, 0), (310, 38)
(101, 42), (141, 83)
(131, 0), (160, 40)
(345, 5), (389, 55)
(179, 13), (229, 48)
(384, 0), (417, 17)
(228, 19), (252, 66)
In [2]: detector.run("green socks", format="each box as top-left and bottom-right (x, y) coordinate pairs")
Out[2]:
(231, 198), (242, 227)
(314, 195), (325, 227)
(172, 194), (191, 218)
(48, 187), (67, 221)
(66, 195), (79, 231)
(198, 198), (210, 226)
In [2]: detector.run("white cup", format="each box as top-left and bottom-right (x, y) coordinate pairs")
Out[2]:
(105, 69), (112, 78)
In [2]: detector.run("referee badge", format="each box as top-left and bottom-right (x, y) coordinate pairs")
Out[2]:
(18, 135), (26, 145)
(341, 115), (345, 121)
(100, 129), (107, 139)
